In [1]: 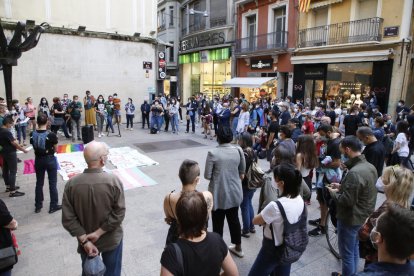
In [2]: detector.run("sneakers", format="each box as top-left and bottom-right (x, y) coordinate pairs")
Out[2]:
(308, 218), (321, 226)
(49, 205), (62, 214)
(35, 207), (42, 213)
(249, 228), (256, 234)
(241, 231), (250, 238)
(9, 191), (25, 197)
(228, 245), (244, 258)
(5, 186), (20, 192)
(308, 225), (326, 237)
(98, 133), (102, 138)
(130, 128), (133, 131)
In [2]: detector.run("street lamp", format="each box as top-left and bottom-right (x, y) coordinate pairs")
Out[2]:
(189, 8), (208, 17)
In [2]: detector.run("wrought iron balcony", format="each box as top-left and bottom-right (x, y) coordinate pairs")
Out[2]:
(298, 17), (384, 48)
(235, 31), (288, 55)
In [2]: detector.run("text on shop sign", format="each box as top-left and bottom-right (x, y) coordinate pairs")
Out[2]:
(180, 31), (226, 52)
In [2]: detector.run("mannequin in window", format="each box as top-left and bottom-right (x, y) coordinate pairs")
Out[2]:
(354, 94), (363, 107)
(345, 91), (354, 109)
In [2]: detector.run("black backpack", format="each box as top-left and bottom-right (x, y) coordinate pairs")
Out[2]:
(270, 201), (308, 265)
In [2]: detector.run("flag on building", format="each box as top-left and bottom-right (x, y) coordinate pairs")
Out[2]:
(299, 0), (311, 13)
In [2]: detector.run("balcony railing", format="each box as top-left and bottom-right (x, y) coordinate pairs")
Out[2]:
(189, 22), (206, 33)
(298, 17), (383, 48)
(235, 31), (288, 54)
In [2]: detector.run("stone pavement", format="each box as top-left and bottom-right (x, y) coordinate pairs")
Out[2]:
(4, 122), (384, 276)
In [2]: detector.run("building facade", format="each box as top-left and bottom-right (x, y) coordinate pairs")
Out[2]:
(0, 0), (158, 108)
(178, 0), (235, 101)
(292, 0), (414, 113)
(231, 0), (296, 102)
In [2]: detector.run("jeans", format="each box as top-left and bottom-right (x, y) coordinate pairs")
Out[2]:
(35, 155), (58, 209)
(211, 207), (241, 245)
(15, 125), (26, 144)
(126, 114), (134, 128)
(232, 117), (239, 140)
(81, 240), (123, 276)
(171, 114), (179, 133)
(240, 187), (256, 233)
(249, 237), (291, 276)
(337, 219), (361, 276)
(96, 114), (105, 133)
(142, 112), (150, 128)
(106, 115), (114, 132)
(151, 115), (162, 131)
(186, 114), (195, 132)
(1, 152), (17, 191)
(71, 118), (81, 139)
(0, 270), (12, 276)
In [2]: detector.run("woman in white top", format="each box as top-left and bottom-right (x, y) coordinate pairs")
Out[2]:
(236, 102), (250, 140)
(392, 121), (412, 170)
(249, 163), (306, 276)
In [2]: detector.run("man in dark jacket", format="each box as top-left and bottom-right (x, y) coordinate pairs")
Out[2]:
(141, 100), (150, 129)
(328, 136), (377, 276)
(287, 118), (302, 143)
(357, 127), (385, 177)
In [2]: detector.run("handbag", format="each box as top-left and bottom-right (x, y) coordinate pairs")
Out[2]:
(246, 151), (265, 189)
(0, 230), (18, 270)
(186, 114), (190, 121)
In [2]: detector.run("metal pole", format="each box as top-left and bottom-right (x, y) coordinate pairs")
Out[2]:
(2, 64), (13, 110)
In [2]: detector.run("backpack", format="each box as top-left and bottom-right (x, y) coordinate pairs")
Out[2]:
(270, 201), (308, 265)
(32, 131), (49, 154)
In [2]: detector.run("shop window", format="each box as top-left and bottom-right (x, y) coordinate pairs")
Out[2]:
(325, 62), (373, 107)
(210, 1), (227, 27)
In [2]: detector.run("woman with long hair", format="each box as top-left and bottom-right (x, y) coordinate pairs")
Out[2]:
(296, 135), (319, 204)
(201, 102), (213, 139)
(359, 166), (414, 265)
(239, 132), (257, 238)
(160, 191), (238, 276)
(38, 97), (50, 117)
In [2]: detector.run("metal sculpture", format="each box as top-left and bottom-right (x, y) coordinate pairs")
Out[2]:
(0, 20), (49, 110)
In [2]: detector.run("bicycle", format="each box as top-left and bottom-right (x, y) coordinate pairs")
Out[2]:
(325, 211), (340, 259)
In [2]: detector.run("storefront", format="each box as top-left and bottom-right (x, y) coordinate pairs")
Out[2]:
(179, 27), (233, 101)
(292, 59), (393, 112)
(223, 76), (277, 101)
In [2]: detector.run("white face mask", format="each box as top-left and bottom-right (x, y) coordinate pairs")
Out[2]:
(42, 100), (46, 104)
(278, 133), (283, 140)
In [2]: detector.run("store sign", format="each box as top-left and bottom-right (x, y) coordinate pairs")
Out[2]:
(158, 51), (166, 80)
(180, 31), (226, 52)
(143, 61), (152, 70)
(251, 59), (273, 70)
(384, 26), (399, 37)
(304, 68), (324, 78)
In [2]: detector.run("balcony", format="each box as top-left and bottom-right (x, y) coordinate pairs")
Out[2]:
(298, 17), (384, 48)
(210, 17), (227, 28)
(235, 31), (288, 55)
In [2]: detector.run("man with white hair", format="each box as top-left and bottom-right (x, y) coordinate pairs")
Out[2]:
(278, 102), (291, 126)
(62, 141), (125, 276)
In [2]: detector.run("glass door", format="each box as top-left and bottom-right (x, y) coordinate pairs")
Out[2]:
(247, 15), (256, 51)
(304, 79), (324, 109)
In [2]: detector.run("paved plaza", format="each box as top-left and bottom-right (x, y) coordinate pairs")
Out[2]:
(4, 122), (383, 276)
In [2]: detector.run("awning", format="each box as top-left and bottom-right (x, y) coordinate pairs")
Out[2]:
(223, 77), (276, 88)
(310, 0), (342, 9)
(291, 49), (392, 64)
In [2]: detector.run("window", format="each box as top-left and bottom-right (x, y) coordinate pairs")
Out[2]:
(357, 0), (377, 19)
(246, 15), (256, 50)
(314, 7), (328, 27)
(169, 42), (174, 62)
(181, 8), (188, 35)
(169, 6), (174, 26)
(273, 7), (286, 46)
(159, 8), (166, 30)
(189, 0), (206, 33)
(210, 1), (227, 27)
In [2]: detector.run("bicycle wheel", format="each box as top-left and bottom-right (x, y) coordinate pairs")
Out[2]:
(325, 212), (341, 259)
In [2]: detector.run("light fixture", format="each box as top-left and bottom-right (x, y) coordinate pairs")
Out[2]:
(189, 8), (208, 17)
(133, 32), (140, 37)
(78, 26), (86, 32)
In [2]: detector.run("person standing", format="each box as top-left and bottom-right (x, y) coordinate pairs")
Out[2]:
(327, 136), (377, 276)
(391, 121), (412, 170)
(343, 106), (361, 136)
(50, 97), (70, 139)
(357, 127), (385, 177)
(150, 100), (164, 133)
(266, 110), (279, 164)
(61, 93), (72, 136)
(105, 96), (115, 133)
(94, 95), (106, 138)
(0, 115), (28, 197)
(113, 93), (122, 126)
(38, 97), (50, 118)
(68, 95), (83, 142)
(62, 141), (125, 276)
(23, 97), (36, 132)
(31, 114), (61, 214)
(124, 98), (135, 130)
(140, 100), (150, 129)
(204, 125), (245, 258)
(169, 98), (179, 134)
(185, 97), (197, 133)
(83, 90), (96, 129)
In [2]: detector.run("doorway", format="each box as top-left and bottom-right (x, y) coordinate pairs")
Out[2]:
(304, 79), (324, 108)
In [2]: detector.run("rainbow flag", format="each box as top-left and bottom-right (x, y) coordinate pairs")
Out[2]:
(110, 167), (158, 190)
(56, 144), (84, 154)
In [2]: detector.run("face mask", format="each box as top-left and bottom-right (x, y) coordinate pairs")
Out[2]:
(64, 97), (68, 100)
(256, 127), (260, 132)
(370, 99), (374, 103)
(42, 100), (46, 104)
(278, 133), (282, 140)
(387, 120), (392, 124)
(99, 98), (103, 102)
(155, 103), (159, 106)
(306, 99), (311, 104)
(363, 112), (368, 117)
(128, 100), (132, 103)
(15, 103), (19, 107)
(294, 108), (298, 113)
(249, 105), (253, 109)
(398, 103), (402, 107)
(113, 96), (117, 99)
(267, 115), (271, 121)
(316, 99), (321, 103)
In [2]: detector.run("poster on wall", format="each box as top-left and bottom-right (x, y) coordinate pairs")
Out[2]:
(158, 51), (166, 79)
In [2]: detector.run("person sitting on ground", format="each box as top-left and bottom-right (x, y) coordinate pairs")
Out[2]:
(163, 160), (213, 246)
(355, 204), (414, 275)
(160, 191), (238, 276)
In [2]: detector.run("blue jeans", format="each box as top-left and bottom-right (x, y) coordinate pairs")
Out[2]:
(240, 187), (256, 233)
(15, 124), (26, 144)
(186, 114), (195, 132)
(337, 219), (361, 276)
(0, 270), (12, 276)
(171, 114), (179, 132)
(232, 117), (239, 140)
(106, 115), (114, 132)
(35, 155), (58, 209)
(81, 240), (123, 276)
(151, 115), (162, 131)
(249, 237), (291, 276)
